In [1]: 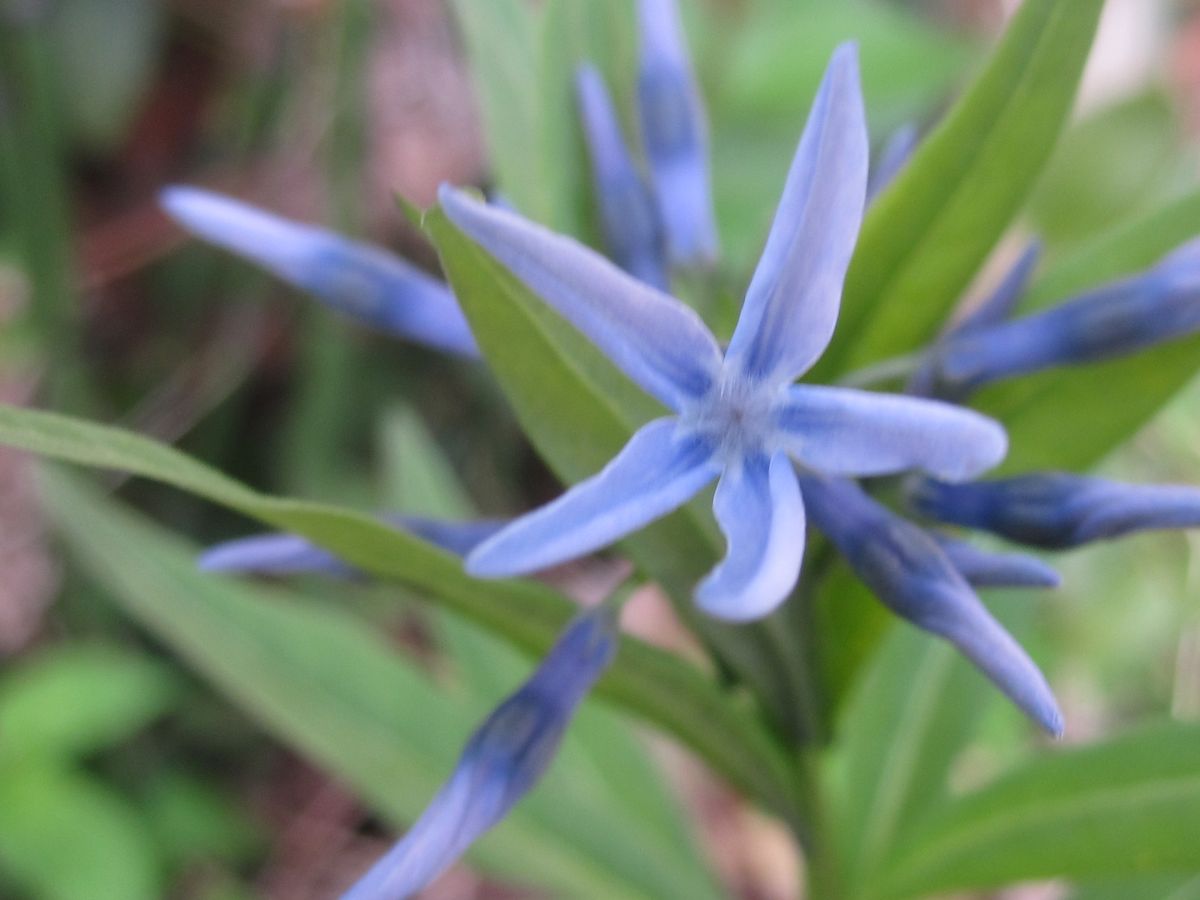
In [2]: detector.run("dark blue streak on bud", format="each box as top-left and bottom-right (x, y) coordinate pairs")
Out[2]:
(929, 241), (1200, 398)
(341, 607), (618, 899)
(910, 473), (1200, 550)
(801, 475), (1062, 734)
(865, 122), (918, 205)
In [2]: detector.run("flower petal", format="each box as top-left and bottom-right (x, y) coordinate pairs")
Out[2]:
(801, 475), (1062, 735)
(576, 65), (669, 289)
(199, 532), (357, 578)
(439, 186), (722, 411)
(778, 385), (1007, 481)
(160, 186), (478, 356)
(696, 452), (805, 622)
(467, 419), (718, 577)
(636, 0), (719, 266)
(342, 606), (619, 899)
(724, 44), (869, 385)
(932, 533), (1061, 589)
(198, 517), (507, 578)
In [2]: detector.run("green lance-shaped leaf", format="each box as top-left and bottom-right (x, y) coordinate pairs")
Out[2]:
(815, 0), (1105, 380)
(0, 402), (797, 825)
(871, 721), (1200, 899)
(826, 599), (1037, 897)
(39, 469), (723, 899)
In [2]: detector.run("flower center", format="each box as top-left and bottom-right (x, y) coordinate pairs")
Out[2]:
(681, 374), (781, 465)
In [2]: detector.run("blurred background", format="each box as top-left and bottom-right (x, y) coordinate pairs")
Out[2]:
(1, 0), (1200, 897)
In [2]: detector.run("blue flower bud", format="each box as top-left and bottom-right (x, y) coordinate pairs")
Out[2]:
(909, 473), (1200, 550)
(576, 65), (669, 290)
(636, 0), (718, 266)
(908, 240), (1043, 398)
(342, 606), (619, 899)
(865, 122), (918, 204)
(198, 516), (506, 577)
(931, 533), (1061, 589)
(161, 186), (478, 356)
(800, 475), (1062, 734)
(925, 240), (1200, 398)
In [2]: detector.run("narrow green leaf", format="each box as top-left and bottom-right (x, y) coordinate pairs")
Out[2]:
(0, 764), (160, 900)
(874, 721), (1200, 898)
(978, 189), (1200, 473)
(827, 600), (1036, 896)
(41, 468), (720, 899)
(0, 646), (178, 764)
(0, 403), (795, 823)
(817, 0), (1104, 379)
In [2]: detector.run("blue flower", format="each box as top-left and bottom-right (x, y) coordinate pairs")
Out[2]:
(909, 472), (1200, 550)
(920, 239), (1200, 400)
(575, 65), (669, 290)
(198, 516), (506, 578)
(636, 0), (718, 267)
(800, 474), (1062, 734)
(160, 186), (478, 357)
(441, 46), (1007, 622)
(341, 605), (619, 900)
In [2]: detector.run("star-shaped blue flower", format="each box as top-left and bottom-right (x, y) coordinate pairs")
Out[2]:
(441, 45), (1007, 621)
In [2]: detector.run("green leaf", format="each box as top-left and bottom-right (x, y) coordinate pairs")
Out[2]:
(0, 763), (160, 900)
(873, 721), (1200, 899)
(142, 774), (264, 868)
(977, 189), (1200, 473)
(0, 402), (795, 823)
(40, 468), (721, 898)
(49, 0), (164, 152)
(0, 645), (178, 764)
(446, 0), (628, 235)
(817, 0), (1104, 379)
(718, 1), (970, 134)
(1027, 91), (1184, 247)
(425, 204), (817, 741)
(827, 599), (1037, 897)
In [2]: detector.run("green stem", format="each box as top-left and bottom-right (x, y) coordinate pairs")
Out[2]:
(794, 749), (846, 900)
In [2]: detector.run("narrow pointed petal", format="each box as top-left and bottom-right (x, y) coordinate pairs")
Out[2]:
(199, 532), (358, 578)
(342, 606), (619, 899)
(467, 419), (718, 578)
(865, 122), (918, 204)
(439, 186), (722, 411)
(932, 533), (1061, 589)
(160, 186), (478, 356)
(911, 473), (1200, 549)
(636, 0), (718, 265)
(929, 238), (1200, 398)
(199, 517), (506, 578)
(801, 476), (1062, 735)
(724, 44), (869, 385)
(576, 66), (669, 289)
(696, 453), (805, 622)
(778, 385), (1007, 482)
